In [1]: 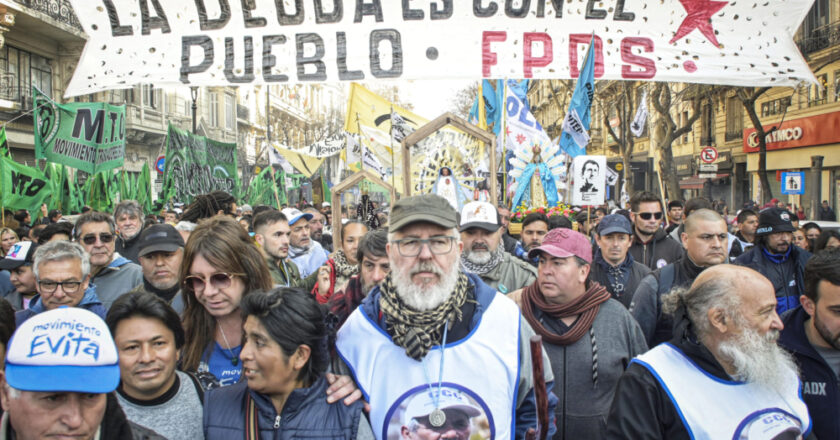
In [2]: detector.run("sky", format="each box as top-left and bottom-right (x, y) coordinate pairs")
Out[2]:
(399, 79), (476, 118)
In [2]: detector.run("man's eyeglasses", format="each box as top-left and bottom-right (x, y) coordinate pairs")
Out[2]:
(38, 280), (83, 293)
(391, 236), (456, 257)
(183, 272), (244, 292)
(637, 212), (663, 221)
(81, 233), (115, 245)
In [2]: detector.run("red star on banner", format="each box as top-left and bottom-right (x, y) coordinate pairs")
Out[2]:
(670, 0), (729, 48)
(516, 133), (526, 144)
(505, 126), (512, 136)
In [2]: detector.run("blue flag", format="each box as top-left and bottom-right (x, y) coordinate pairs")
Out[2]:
(559, 37), (596, 158)
(468, 80), (506, 135)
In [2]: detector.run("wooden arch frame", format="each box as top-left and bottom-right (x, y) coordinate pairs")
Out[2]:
(330, 169), (397, 251)
(401, 112), (497, 204)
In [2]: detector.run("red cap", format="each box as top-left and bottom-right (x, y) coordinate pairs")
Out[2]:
(527, 228), (592, 263)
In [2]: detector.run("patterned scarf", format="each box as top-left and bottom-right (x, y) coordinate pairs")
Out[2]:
(460, 243), (506, 275)
(520, 281), (610, 346)
(332, 249), (359, 279)
(378, 272), (470, 361)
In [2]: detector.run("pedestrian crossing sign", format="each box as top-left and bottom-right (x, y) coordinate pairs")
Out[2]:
(781, 172), (805, 195)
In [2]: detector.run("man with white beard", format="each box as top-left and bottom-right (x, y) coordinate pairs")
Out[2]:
(606, 264), (813, 439)
(336, 194), (556, 440)
(459, 201), (536, 294)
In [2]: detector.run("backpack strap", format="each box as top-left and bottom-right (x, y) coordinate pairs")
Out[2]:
(245, 392), (259, 440)
(185, 371), (205, 406)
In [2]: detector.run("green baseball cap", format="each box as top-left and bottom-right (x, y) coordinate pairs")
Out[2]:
(389, 194), (458, 232)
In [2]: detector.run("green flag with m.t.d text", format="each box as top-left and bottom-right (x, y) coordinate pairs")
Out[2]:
(0, 155), (54, 217)
(33, 87), (126, 174)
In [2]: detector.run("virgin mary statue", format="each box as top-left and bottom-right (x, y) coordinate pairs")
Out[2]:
(432, 167), (467, 211)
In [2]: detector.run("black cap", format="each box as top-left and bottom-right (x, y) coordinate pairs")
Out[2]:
(755, 207), (796, 236)
(137, 224), (185, 257)
(0, 241), (37, 270)
(389, 194), (458, 232)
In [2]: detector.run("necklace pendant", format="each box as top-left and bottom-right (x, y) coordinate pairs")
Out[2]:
(231, 357), (239, 366)
(429, 408), (446, 427)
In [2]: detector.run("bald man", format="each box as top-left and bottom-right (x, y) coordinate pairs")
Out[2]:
(608, 265), (812, 439)
(630, 209), (729, 347)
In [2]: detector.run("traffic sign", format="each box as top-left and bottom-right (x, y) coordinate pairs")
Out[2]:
(699, 163), (718, 172)
(781, 172), (805, 195)
(698, 173), (718, 179)
(155, 156), (165, 174)
(700, 146), (718, 164)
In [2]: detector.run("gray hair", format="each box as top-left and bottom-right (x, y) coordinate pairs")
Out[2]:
(73, 212), (116, 240)
(175, 221), (197, 232)
(661, 276), (741, 338)
(33, 240), (90, 280)
(114, 200), (143, 220)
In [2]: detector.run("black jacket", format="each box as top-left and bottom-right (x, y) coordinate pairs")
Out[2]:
(818, 206), (836, 221)
(589, 250), (651, 308)
(116, 231), (144, 264)
(780, 306), (840, 440)
(629, 229), (683, 270)
(606, 320), (816, 440)
(735, 243), (811, 315)
(630, 256), (703, 347)
(503, 232), (519, 255)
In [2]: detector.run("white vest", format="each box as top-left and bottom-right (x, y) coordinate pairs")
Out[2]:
(336, 293), (521, 440)
(634, 343), (811, 439)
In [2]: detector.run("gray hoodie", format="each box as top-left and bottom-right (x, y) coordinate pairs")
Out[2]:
(538, 299), (648, 440)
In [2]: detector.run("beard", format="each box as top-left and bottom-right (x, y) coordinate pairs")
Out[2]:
(464, 243), (492, 265)
(814, 310), (840, 350)
(391, 258), (459, 311)
(717, 325), (799, 394)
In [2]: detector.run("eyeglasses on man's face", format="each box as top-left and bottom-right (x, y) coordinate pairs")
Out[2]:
(81, 233), (115, 245)
(390, 236), (457, 257)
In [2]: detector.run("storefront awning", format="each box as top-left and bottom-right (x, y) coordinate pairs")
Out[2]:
(679, 174), (731, 189)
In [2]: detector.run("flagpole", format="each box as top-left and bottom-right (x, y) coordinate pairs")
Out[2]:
(355, 112), (364, 173)
(389, 105), (396, 192)
(268, 165), (282, 208)
(501, 80), (509, 208)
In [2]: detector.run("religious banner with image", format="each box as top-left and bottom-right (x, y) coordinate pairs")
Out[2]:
(160, 124), (239, 204)
(571, 155), (607, 206)
(65, 0), (816, 96)
(33, 87), (125, 174)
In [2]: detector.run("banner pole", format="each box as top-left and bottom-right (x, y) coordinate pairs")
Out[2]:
(355, 112), (364, 173)
(269, 166), (282, 208)
(389, 105), (396, 192)
(501, 80), (509, 208)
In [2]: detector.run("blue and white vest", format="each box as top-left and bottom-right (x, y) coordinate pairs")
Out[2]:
(633, 343), (811, 440)
(336, 293), (521, 440)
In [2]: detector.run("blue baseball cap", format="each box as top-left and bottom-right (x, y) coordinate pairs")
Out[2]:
(281, 208), (314, 226)
(597, 214), (633, 236)
(5, 307), (120, 393)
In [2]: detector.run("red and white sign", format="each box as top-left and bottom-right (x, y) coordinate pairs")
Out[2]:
(700, 146), (718, 164)
(743, 111), (840, 153)
(64, 0), (817, 97)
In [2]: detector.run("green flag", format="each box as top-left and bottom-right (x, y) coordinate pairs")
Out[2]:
(0, 126), (10, 159)
(160, 124), (239, 204)
(1, 155), (54, 218)
(33, 87), (126, 174)
(136, 164), (153, 214)
(85, 171), (115, 213)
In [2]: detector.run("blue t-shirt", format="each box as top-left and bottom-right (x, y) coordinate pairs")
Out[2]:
(200, 342), (242, 386)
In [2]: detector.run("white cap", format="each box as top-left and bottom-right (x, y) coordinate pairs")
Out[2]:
(281, 208), (313, 226)
(459, 201), (501, 232)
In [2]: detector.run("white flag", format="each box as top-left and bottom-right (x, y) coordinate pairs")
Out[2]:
(561, 108), (591, 150)
(630, 91), (648, 138)
(391, 112), (414, 144)
(268, 145), (295, 174)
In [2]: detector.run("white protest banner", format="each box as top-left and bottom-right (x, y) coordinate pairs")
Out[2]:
(302, 133), (344, 158)
(65, 1), (816, 96)
(606, 166), (619, 186)
(571, 155), (606, 206)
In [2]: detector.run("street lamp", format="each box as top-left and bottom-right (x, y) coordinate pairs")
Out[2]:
(190, 86), (198, 134)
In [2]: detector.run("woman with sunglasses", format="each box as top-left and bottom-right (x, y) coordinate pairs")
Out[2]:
(180, 215), (273, 388)
(204, 287), (372, 439)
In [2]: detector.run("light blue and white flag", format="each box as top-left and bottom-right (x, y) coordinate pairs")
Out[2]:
(559, 36), (596, 158)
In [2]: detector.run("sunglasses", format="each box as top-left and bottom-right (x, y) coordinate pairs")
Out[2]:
(81, 233), (115, 245)
(637, 212), (663, 220)
(183, 272), (244, 292)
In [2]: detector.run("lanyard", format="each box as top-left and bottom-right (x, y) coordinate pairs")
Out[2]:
(421, 323), (449, 428)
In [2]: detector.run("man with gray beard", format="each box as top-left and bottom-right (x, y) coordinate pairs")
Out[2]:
(336, 194), (556, 439)
(607, 265), (814, 439)
(459, 201), (536, 294)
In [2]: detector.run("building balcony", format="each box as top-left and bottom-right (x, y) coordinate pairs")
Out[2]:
(12, 0), (82, 31)
(797, 21), (840, 55)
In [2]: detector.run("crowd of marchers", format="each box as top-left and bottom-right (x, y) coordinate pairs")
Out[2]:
(0, 189), (839, 439)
